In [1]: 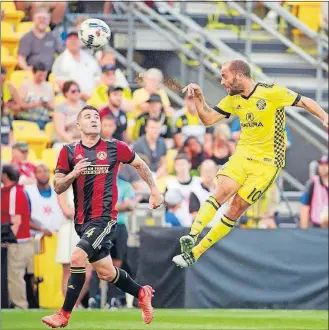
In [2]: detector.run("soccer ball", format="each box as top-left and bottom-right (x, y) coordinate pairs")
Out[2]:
(78, 18), (111, 50)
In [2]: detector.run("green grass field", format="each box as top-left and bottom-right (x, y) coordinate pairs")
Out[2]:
(1, 309), (328, 330)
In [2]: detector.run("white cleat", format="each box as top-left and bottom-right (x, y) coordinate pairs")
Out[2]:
(179, 235), (196, 254)
(172, 252), (196, 268)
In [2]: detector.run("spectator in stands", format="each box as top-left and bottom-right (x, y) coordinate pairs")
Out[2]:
(182, 136), (209, 172)
(52, 31), (101, 100)
(1, 164), (33, 310)
(98, 51), (130, 89)
(189, 160), (218, 220)
(101, 116), (117, 140)
(15, 2), (66, 29)
(173, 94), (213, 151)
(164, 189), (184, 227)
(53, 81), (85, 145)
(99, 86), (129, 142)
(11, 142), (36, 186)
(133, 94), (173, 144)
(25, 164), (62, 236)
(133, 118), (167, 177)
(1, 66), (21, 114)
(133, 68), (173, 116)
(300, 154), (328, 229)
(17, 8), (63, 72)
(89, 64), (133, 112)
(165, 154), (201, 227)
(17, 62), (54, 130)
(209, 123), (235, 166)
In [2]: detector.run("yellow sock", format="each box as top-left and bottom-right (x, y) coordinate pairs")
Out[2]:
(190, 196), (220, 238)
(192, 215), (236, 260)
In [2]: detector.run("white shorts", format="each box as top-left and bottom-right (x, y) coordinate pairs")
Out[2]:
(55, 220), (80, 265)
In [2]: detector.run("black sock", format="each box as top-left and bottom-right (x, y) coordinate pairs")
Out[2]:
(110, 267), (141, 298)
(62, 267), (86, 312)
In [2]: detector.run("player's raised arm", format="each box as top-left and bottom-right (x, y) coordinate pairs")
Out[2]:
(183, 83), (228, 126)
(295, 96), (328, 128)
(130, 154), (163, 209)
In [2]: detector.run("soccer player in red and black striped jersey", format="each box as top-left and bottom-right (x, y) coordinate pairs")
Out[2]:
(42, 105), (163, 328)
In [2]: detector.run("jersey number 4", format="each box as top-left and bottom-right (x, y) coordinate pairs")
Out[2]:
(85, 227), (96, 238)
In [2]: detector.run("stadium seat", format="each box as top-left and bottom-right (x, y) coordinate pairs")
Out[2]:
(1, 22), (20, 55)
(42, 148), (59, 173)
(1, 147), (12, 163)
(15, 21), (34, 37)
(27, 148), (38, 163)
(10, 70), (34, 89)
(44, 122), (55, 142)
(2, 2), (25, 27)
(12, 120), (50, 159)
(286, 2), (322, 44)
(1, 45), (18, 77)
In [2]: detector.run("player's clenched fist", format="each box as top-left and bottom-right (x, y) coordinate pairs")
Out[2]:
(149, 189), (163, 209)
(72, 158), (91, 178)
(182, 83), (202, 97)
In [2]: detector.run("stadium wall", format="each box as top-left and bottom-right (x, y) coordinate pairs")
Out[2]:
(135, 227), (328, 310)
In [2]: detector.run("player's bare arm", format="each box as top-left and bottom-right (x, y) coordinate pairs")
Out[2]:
(183, 83), (227, 126)
(295, 96), (329, 128)
(54, 158), (91, 194)
(130, 154), (163, 208)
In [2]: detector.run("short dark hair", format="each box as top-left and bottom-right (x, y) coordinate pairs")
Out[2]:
(102, 115), (116, 123)
(62, 81), (80, 95)
(229, 60), (251, 78)
(2, 164), (20, 183)
(32, 62), (47, 73)
(77, 105), (99, 121)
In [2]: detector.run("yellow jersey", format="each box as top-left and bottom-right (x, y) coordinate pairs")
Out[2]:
(214, 83), (300, 168)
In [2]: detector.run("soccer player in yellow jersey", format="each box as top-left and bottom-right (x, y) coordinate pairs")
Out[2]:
(173, 60), (328, 268)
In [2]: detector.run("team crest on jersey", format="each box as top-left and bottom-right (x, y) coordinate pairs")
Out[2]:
(256, 99), (266, 110)
(97, 151), (107, 160)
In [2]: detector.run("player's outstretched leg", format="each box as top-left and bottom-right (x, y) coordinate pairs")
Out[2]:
(42, 248), (88, 328)
(180, 196), (221, 254)
(93, 257), (154, 324)
(173, 194), (250, 268)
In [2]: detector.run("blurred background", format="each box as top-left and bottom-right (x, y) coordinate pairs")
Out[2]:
(1, 0), (328, 312)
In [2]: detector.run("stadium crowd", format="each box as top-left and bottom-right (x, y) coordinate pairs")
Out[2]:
(1, 1), (328, 311)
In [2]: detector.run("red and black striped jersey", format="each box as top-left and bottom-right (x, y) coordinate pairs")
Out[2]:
(55, 138), (135, 224)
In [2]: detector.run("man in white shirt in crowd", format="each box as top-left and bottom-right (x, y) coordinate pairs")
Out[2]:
(25, 164), (63, 236)
(52, 31), (101, 101)
(165, 154), (201, 227)
(189, 160), (228, 227)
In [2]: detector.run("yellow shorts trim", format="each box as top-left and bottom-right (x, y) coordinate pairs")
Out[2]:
(216, 154), (281, 205)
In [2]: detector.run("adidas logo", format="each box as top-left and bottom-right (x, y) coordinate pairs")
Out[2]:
(68, 285), (75, 289)
(207, 238), (212, 243)
(76, 154), (83, 160)
(236, 105), (241, 110)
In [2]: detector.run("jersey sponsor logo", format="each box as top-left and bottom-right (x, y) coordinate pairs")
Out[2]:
(256, 99), (266, 110)
(264, 158), (272, 162)
(242, 113), (264, 128)
(97, 151), (107, 160)
(81, 165), (109, 175)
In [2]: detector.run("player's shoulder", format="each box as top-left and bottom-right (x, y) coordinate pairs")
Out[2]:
(62, 142), (79, 153)
(103, 138), (129, 149)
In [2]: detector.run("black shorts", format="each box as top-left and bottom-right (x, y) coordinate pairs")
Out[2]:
(110, 224), (128, 262)
(75, 218), (117, 264)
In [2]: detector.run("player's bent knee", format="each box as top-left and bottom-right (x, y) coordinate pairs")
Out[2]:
(70, 242), (90, 267)
(97, 267), (116, 282)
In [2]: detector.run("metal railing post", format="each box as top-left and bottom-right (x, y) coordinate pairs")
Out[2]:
(198, 35), (205, 90)
(127, 2), (135, 83)
(245, 1), (253, 60)
(316, 37), (323, 104)
(180, 1), (187, 87)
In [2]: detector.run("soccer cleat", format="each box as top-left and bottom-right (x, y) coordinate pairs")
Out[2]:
(41, 310), (70, 328)
(138, 285), (154, 324)
(172, 252), (196, 268)
(179, 235), (196, 253)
